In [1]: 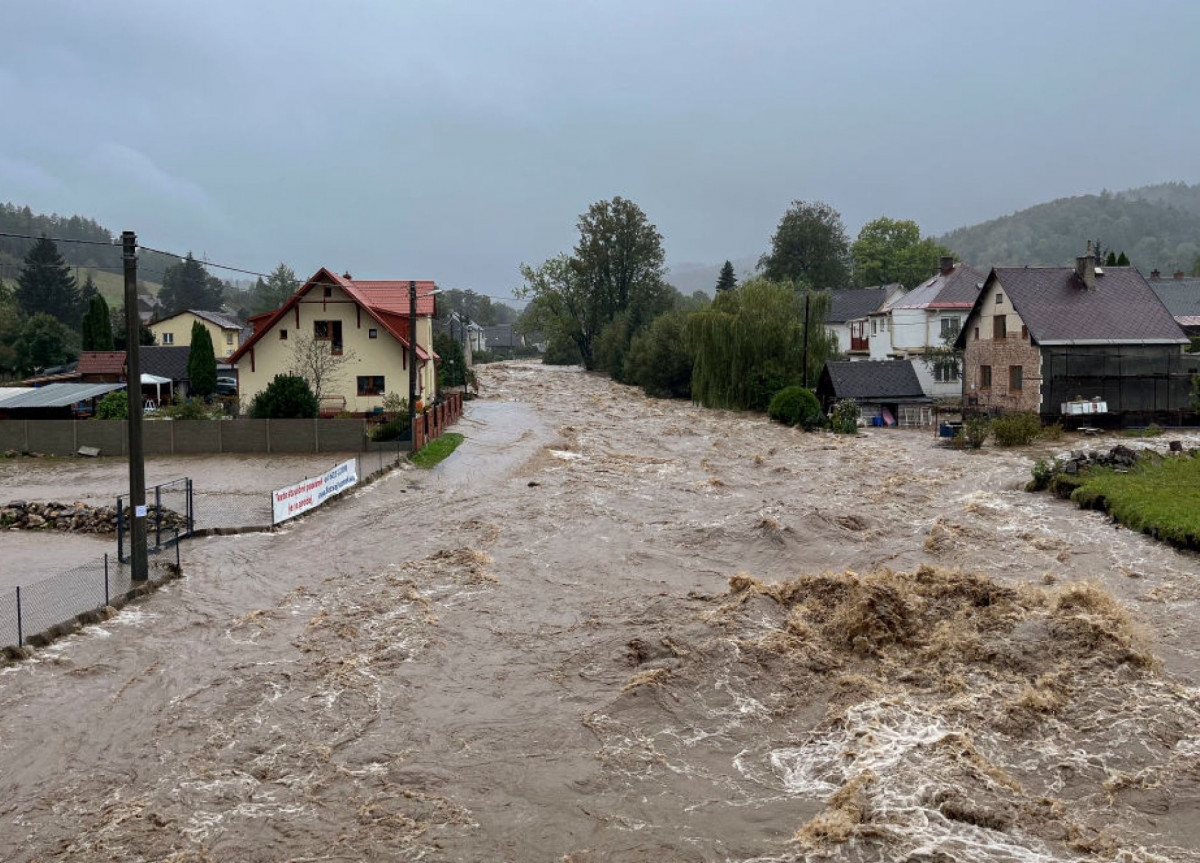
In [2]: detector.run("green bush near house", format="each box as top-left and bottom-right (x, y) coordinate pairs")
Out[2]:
(830, 398), (860, 434)
(767, 386), (824, 430)
(95, 390), (127, 420)
(991, 411), (1041, 446)
(249, 374), (319, 419)
(370, 414), (411, 442)
(1040, 422), (1064, 441)
(963, 415), (991, 449)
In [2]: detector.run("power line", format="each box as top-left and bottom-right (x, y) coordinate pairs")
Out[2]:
(0, 229), (117, 248)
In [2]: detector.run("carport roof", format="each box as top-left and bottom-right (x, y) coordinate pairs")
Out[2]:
(0, 382), (124, 408)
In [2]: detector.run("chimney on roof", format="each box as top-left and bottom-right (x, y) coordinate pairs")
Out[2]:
(1174, 270), (1185, 280)
(342, 272), (352, 280)
(1150, 268), (1161, 280)
(1075, 242), (1096, 289)
(939, 256), (954, 275)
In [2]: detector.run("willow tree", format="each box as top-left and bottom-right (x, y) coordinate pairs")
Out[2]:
(688, 278), (835, 412)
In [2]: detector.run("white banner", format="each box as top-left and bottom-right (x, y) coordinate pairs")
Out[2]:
(271, 458), (358, 524)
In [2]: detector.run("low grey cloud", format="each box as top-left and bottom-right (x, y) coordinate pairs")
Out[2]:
(3, 1), (1198, 301)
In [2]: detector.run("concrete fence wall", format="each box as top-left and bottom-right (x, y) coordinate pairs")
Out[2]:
(0, 418), (368, 457)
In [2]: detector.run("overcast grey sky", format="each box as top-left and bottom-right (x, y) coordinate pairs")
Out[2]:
(3, 1), (1198, 300)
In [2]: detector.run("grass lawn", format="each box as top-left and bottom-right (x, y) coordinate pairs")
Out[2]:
(410, 433), (464, 469)
(1071, 455), (1200, 549)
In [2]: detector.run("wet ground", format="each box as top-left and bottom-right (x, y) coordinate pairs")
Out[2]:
(2, 362), (1200, 861)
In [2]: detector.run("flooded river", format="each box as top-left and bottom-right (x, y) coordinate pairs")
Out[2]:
(2, 361), (1200, 861)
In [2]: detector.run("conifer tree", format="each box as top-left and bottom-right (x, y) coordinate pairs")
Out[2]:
(1116, 251), (1130, 266)
(81, 294), (115, 351)
(16, 236), (83, 326)
(715, 260), (737, 292)
(1105, 251), (1118, 266)
(187, 320), (218, 397)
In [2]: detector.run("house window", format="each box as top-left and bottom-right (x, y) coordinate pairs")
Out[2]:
(939, 317), (960, 339)
(993, 315), (1007, 340)
(1021, 324), (1028, 340)
(1010, 365), (1023, 391)
(871, 319), (877, 335)
(357, 375), (385, 396)
(995, 293), (1004, 304)
(324, 286), (332, 298)
(162, 332), (174, 345)
(280, 329), (288, 340)
(315, 320), (343, 354)
(934, 362), (961, 383)
(974, 326), (979, 341)
(225, 332), (234, 346)
(369, 328), (378, 339)
(979, 365), (992, 389)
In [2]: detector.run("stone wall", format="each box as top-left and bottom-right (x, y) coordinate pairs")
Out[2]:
(963, 333), (1042, 413)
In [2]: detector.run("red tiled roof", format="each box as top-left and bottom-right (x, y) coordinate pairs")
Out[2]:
(78, 351), (127, 376)
(229, 268), (438, 364)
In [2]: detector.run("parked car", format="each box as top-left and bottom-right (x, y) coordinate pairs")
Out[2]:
(216, 376), (238, 396)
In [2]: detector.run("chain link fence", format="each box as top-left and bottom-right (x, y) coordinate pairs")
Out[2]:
(1, 530), (180, 650)
(3, 450), (411, 652)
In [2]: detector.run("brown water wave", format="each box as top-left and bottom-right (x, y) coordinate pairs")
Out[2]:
(2, 362), (1200, 861)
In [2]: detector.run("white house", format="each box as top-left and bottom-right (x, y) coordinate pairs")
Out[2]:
(867, 257), (985, 399)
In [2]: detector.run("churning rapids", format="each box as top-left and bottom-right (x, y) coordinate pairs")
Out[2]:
(4, 361), (1200, 862)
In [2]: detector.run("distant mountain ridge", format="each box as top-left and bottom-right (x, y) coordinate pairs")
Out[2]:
(937, 181), (1200, 273)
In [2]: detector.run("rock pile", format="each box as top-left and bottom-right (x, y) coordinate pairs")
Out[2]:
(0, 501), (187, 535)
(1029, 441), (1197, 495)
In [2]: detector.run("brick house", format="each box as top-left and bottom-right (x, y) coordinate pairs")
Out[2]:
(956, 249), (1197, 424)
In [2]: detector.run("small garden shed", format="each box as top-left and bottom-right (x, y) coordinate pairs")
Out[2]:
(816, 360), (933, 427)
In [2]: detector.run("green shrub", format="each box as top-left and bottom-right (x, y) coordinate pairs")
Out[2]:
(370, 414), (411, 441)
(991, 411), (1041, 446)
(157, 395), (217, 420)
(542, 335), (582, 366)
(963, 415), (991, 449)
(1040, 422), (1064, 441)
(747, 360), (803, 413)
(768, 386), (824, 430)
(624, 311), (694, 399)
(249, 374), (319, 419)
(472, 350), (499, 364)
(1027, 458), (1054, 491)
(95, 390), (128, 420)
(830, 398), (860, 434)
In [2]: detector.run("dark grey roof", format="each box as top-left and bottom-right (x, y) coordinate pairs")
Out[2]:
(819, 360), (929, 401)
(827, 286), (897, 323)
(140, 346), (192, 382)
(989, 266), (1187, 344)
(1149, 278), (1200, 318)
(893, 263), (987, 310)
(0, 382), (124, 409)
(189, 309), (244, 330)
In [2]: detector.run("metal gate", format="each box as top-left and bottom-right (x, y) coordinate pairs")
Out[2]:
(117, 477), (194, 563)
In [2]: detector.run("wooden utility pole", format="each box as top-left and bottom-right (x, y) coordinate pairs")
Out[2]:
(123, 231), (148, 581)
(802, 291), (811, 388)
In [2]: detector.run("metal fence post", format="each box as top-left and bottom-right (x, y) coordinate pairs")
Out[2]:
(116, 495), (125, 564)
(15, 586), (21, 647)
(187, 478), (194, 537)
(154, 483), (162, 550)
(175, 529), (181, 570)
(104, 553), (109, 605)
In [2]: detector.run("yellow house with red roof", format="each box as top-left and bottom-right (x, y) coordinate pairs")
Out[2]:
(229, 268), (439, 415)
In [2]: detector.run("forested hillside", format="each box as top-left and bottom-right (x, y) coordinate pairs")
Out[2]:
(0, 202), (175, 290)
(937, 183), (1200, 273)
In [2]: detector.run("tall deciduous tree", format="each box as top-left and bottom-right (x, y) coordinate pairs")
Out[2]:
(715, 260), (737, 292)
(160, 253), (225, 315)
(81, 294), (115, 351)
(15, 313), (78, 373)
(850, 217), (956, 288)
(518, 197), (670, 371)
(0, 279), (20, 375)
(688, 278), (835, 411)
(287, 331), (356, 402)
(187, 320), (218, 397)
(759, 201), (851, 289)
(16, 236), (83, 326)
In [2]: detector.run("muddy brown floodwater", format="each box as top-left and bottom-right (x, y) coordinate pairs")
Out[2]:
(3, 361), (1200, 862)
